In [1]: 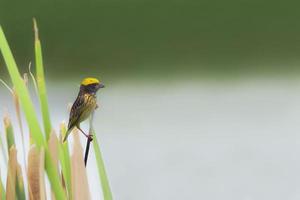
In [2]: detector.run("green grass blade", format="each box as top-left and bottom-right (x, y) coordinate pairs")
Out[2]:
(58, 145), (71, 198)
(0, 26), (45, 147)
(3, 117), (15, 151)
(92, 132), (113, 200)
(16, 165), (25, 200)
(58, 123), (72, 199)
(45, 149), (66, 199)
(3, 117), (25, 200)
(33, 19), (52, 140)
(0, 171), (5, 200)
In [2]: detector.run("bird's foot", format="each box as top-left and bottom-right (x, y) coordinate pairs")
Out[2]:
(88, 134), (93, 142)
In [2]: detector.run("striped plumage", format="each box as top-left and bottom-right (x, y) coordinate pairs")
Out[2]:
(63, 78), (104, 142)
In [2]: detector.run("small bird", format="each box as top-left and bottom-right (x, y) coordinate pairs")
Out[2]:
(63, 77), (104, 142)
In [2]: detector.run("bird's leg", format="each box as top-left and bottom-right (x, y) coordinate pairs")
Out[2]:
(77, 127), (93, 141)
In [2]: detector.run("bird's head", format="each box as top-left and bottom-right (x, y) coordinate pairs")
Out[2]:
(80, 77), (104, 94)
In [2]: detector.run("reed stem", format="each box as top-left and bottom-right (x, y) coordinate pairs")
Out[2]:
(84, 111), (95, 166)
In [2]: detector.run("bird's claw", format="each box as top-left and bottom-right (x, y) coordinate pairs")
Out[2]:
(88, 134), (93, 142)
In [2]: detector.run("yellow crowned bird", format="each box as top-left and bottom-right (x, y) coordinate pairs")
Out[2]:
(63, 77), (104, 142)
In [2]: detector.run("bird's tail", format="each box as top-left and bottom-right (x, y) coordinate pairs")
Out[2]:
(63, 128), (72, 143)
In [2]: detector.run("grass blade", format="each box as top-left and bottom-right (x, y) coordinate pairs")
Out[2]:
(48, 131), (59, 199)
(58, 123), (72, 199)
(0, 186), (4, 200)
(92, 133), (113, 200)
(13, 87), (27, 168)
(4, 116), (15, 152)
(16, 164), (26, 200)
(0, 26), (44, 147)
(27, 145), (46, 200)
(0, 170), (6, 200)
(44, 149), (66, 199)
(89, 111), (112, 200)
(3, 116), (25, 200)
(33, 18), (52, 140)
(6, 146), (17, 200)
(71, 131), (90, 199)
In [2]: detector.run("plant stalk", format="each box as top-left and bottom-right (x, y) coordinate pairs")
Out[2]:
(84, 111), (95, 166)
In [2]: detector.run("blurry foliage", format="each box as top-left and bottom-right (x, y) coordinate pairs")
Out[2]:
(1, 1), (300, 80)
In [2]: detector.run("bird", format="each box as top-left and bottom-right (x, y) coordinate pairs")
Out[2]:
(63, 77), (104, 142)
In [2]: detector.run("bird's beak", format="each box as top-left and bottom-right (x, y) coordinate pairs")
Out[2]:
(98, 83), (105, 89)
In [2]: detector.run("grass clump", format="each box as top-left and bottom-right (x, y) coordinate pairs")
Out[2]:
(0, 20), (112, 199)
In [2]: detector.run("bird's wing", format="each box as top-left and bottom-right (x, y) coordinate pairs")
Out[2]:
(67, 94), (86, 129)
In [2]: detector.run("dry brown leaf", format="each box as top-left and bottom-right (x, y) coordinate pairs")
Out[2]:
(27, 145), (46, 200)
(6, 146), (17, 200)
(71, 130), (91, 200)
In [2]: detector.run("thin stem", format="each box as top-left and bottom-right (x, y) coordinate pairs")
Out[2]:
(84, 111), (95, 166)
(84, 138), (91, 166)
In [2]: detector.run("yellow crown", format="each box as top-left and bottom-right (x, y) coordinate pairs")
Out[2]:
(81, 77), (100, 86)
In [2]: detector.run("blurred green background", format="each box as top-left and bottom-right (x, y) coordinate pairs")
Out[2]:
(1, 2), (300, 200)
(1, 0), (300, 80)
